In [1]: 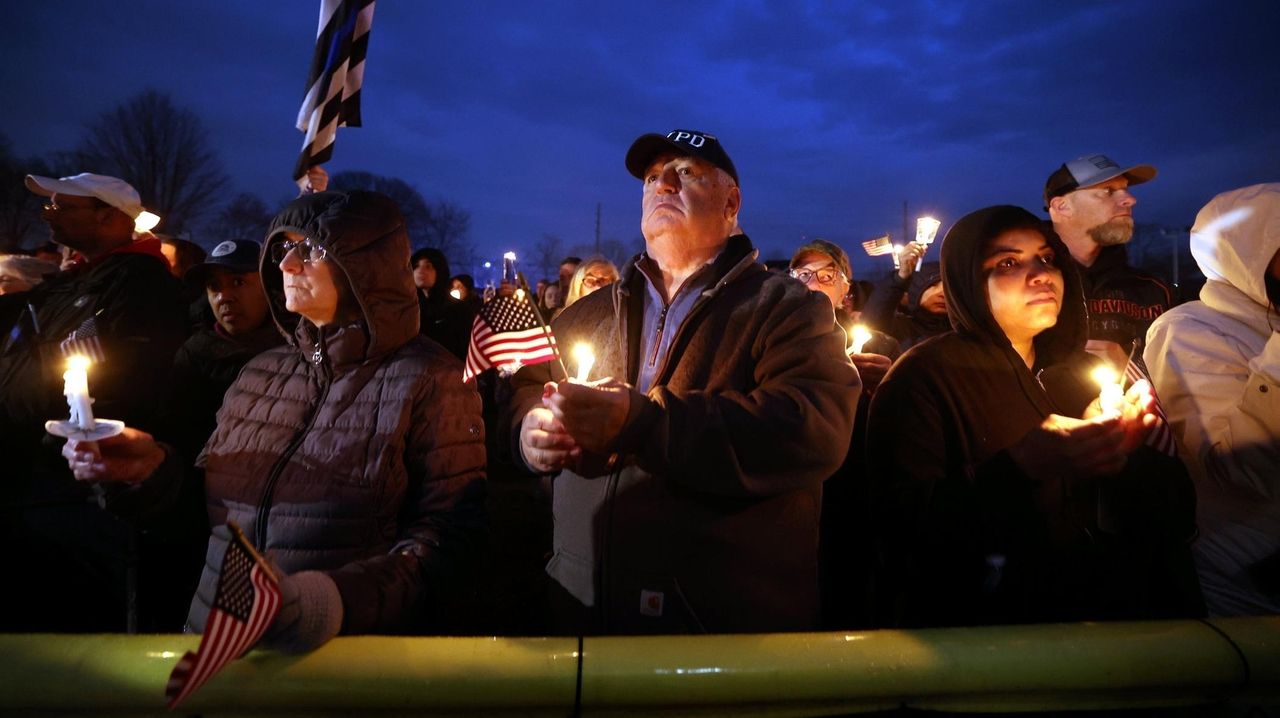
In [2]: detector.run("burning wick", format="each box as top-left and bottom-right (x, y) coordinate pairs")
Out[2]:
(62, 355), (96, 430)
(1092, 366), (1124, 417)
(572, 343), (595, 383)
(849, 325), (872, 355)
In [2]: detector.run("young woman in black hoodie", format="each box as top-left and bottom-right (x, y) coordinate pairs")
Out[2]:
(867, 205), (1202, 627)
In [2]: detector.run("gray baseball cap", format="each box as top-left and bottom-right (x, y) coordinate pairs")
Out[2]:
(1044, 154), (1157, 207)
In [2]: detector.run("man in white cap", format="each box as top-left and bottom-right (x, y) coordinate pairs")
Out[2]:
(0, 172), (186, 632)
(1045, 154), (1173, 366)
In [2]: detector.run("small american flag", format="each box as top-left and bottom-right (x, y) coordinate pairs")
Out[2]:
(463, 294), (558, 382)
(862, 234), (894, 257)
(294, 0), (377, 188)
(165, 523), (281, 710)
(1124, 353), (1178, 457)
(59, 313), (105, 362)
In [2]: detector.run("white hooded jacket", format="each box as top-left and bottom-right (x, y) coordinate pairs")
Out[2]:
(1145, 182), (1280, 616)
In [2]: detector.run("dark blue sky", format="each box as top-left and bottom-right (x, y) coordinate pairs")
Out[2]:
(4, 1), (1278, 276)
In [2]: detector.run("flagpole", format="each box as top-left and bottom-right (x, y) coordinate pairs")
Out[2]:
(516, 272), (570, 380)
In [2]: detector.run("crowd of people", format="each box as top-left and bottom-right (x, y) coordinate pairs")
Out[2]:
(0, 128), (1275, 649)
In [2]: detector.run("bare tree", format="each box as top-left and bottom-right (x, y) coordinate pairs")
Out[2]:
(531, 233), (563, 281)
(0, 135), (52, 252)
(422, 199), (472, 265)
(329, 170), (432, 242)
(74, 89), (229, 234)
(207, 192), (273, 243)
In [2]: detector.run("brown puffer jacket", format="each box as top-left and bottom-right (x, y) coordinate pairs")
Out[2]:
(189, 191), (486, 635)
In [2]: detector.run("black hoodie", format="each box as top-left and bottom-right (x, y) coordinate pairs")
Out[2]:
(867, 205), (1201, 628)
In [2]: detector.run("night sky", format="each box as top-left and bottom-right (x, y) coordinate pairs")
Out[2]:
(4, 1), (1278, 276)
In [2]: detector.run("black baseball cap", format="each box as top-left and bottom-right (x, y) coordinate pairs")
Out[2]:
(1044, 154), (1157, 208)
(184, 239), (262, 285)
(625, 129), (740, 185)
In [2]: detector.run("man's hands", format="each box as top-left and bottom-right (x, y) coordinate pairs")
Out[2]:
(518, 379), (637, 473)
(62, 427), (166, 484)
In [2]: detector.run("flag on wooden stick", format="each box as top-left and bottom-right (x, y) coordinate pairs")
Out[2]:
(165, 523), (281, 710)
(464, 293), (559, 382)
(294, 0), (377, 188)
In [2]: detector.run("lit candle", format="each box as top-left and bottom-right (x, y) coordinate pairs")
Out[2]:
(849, 324), (872, 355)
(450, 288), (462, 300)
(914, 217), (941, 272)
(1092, 366), (1124, 417)
(572, 343), (595, 383)
(62, 355), (96, 430)
(502, 251), (517, 284)
(892, 244), (904, 271)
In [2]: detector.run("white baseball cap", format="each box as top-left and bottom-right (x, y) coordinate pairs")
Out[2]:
(25, 172), (161, 231)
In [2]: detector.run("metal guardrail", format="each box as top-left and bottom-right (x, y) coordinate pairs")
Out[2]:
(1, 617), (1277, 716)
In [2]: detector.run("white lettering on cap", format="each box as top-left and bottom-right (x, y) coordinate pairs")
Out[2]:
(667, 131), (706, 148)
(211, 241), (238, 257)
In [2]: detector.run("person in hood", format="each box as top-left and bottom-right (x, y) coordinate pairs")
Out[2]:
(867, 205), (1202, 627)
(861, 240), (950, 353)
(63, 190), (488, 650)
(412, 247), (474, 359)
(1145, 183), (1280, 616)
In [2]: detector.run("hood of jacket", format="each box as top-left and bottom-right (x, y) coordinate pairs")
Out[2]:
(1191, 183), (1280, 313)
(940, 205), (1087, 370)
(260, 190), (418, 364)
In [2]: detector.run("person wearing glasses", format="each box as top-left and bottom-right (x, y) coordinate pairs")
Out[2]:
(62, 190), (487, 650)
(0, 172), (185, 632)
(557, 257), (619, 318)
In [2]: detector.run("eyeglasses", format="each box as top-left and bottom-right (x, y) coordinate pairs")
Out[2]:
(270, 237), (328, 264)
(789, 265), (847, 286)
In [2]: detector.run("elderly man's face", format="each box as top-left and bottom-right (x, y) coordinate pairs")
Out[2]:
(1059, 176), (1138, 246)
(641, 153), (739, 248)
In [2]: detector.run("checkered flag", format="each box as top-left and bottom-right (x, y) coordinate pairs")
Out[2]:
(294, 0), (377, 187)
(165, 523), (281, 710)
(862, 234), (894, 257)
(59, 313), (105, 362)
(463, 294), (558, 382)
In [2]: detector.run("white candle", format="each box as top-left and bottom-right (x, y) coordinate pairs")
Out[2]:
(1092, 366), (1124, 417)
(572, 343), (595, 383)
(892, 244), (904, 271)
(63, 355), (95, 430)
(849, 324), (872, 355)
(914, 217), (941, 272)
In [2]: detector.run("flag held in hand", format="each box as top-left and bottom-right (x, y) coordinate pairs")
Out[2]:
(464, 293), (558, 382)
(165, 522), (281, 710)
(862, 234), (894, 257)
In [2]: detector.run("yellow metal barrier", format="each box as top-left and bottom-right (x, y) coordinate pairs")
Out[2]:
(0, 618), (1276, 716)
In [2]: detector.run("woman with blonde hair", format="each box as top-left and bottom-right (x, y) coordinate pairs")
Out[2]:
(559, 257), (619, 315)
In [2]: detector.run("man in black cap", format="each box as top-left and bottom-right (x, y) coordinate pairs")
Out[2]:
(165, 239), (282, 461)
(510, 129), (860, 634)
(1045, 154), (1173, 365)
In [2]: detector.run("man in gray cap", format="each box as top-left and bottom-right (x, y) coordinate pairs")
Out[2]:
(510, 129), (860, 634)
(0, 172), (185, 631)
(1045, 154), (1174, 365)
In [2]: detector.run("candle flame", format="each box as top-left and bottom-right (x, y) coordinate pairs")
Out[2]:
(572, 343), (596, 383)
(134, 210), (161, 233)
(1091, 366), (1119, 388)
(450, 289), (462, 300)
(850, 325), (872, 354)
(66, 354), (92, 372)
(503, 251), (517, 261)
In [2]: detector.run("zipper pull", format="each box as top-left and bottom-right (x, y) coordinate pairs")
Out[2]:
(312, 345), (323, 365)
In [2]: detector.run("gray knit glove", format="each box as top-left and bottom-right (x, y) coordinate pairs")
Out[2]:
(260, 570), (344, 653)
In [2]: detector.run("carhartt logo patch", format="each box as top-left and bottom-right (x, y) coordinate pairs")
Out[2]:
(640, 589), (664, 617)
